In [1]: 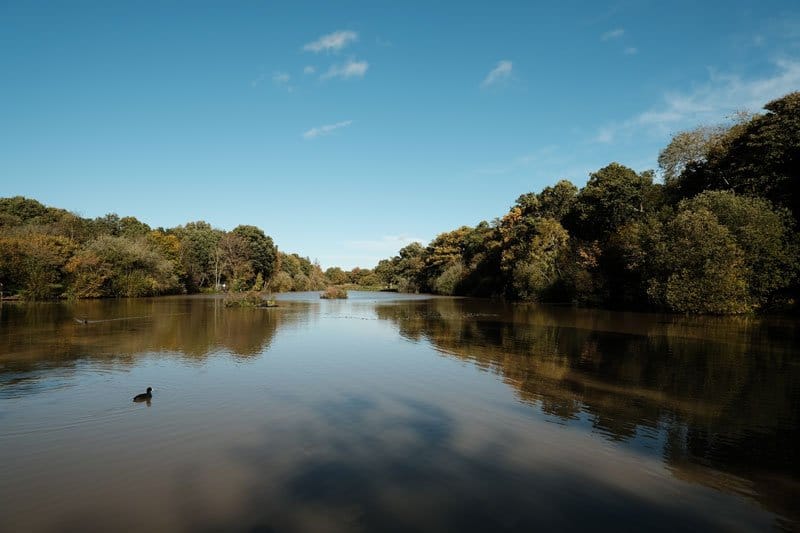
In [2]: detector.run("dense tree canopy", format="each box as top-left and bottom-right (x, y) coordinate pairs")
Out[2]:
(567, 163), (658, 241)
(367, 92), (800, 314)
(671, 92), (799, 219)
(648, 208), (751, 314)
(0, 198), (322, 299)
(231, 225), (277, 283)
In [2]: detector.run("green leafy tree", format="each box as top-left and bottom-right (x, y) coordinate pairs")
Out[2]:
(65, 250), (112, 298)
(347, 267), (368, 285)
(568, 163), (658, 241)
(457, 221), (503, 297)
(678, 93), (800, 219)
(608, 214), (668, 306)
(119, 216), (151, 238)
(433, 263), (465, 295)
(216, 232), (253, 291)
(424, 227), (472, 291)
(679, 191), (797, 307)
(508, 218), (570, 301)
(91, 213), (124, 237)
(658, 125), (729, 185)
(18, 235), (75, 299)
(563, 164), (663, 305)
(0, 235), (74, 298)
(0, 237), (24, 294)
(51, 211), (92, 242)
(232, 225), (277, 281)
(325, 266), (349, 285)
(396, 242), (426, 292)
(279, 252), (302, 278)
(537, 180), (579, 221)
(295, 273), (313, 290)
(299, 256), (317, 277)
(269, 271), (294, 292)
(175, 221), (221, 291)
(356, 271), (381, 287)
(68, 236), (179, 297)
(649, 208), (750, 314)
(374, 258), (398, 289)
(0, 196), (49, 226)
(308, 260), (327, 290)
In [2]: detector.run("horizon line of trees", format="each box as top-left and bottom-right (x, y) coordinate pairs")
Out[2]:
(0, 198), (346, 299)
(0, 194), (391, 301)
(2, 91), (798, 314)
(367, 91), (800, 314)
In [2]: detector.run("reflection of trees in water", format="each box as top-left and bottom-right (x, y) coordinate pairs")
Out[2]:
(375, 298), (800, 525)
(0, 297), (302, 374)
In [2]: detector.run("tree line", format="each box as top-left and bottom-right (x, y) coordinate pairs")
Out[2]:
(0, 195), (389, 300)
(368, 92), (800, 314)
(2, 92), (797, 313)
(0, 200), (337, 299)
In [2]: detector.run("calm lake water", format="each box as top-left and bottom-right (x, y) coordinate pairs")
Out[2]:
(1, 292), (798, 532)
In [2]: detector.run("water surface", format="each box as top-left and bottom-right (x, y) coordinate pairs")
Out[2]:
(1, 292), (797, 531)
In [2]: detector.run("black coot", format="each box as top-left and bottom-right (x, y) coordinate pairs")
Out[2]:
(133, 387), (153, 402)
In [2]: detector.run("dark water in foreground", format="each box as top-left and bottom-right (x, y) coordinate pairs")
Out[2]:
(0, 292), (798, 532)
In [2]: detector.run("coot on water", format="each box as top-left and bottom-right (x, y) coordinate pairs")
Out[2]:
(133, 387), (153, 402)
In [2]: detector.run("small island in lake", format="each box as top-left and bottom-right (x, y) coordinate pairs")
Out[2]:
(320, 286), (348, 299)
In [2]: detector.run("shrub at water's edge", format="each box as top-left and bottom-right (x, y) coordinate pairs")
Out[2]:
(224, 291), (277, 308)
(320, 286), (348, 299)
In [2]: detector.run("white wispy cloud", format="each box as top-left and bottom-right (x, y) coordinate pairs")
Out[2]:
(321, 59), (369, 80)
(623, 47), (638, 55)
(592, 59), (800, 143)
(481, 60), (513, 88)
(303, 65), (316, 75)
(303, 30), (358, 53)
(602, 28), (625, 40)
(302, 120), (354, 140)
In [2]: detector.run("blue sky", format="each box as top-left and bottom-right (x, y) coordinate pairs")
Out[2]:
(1, 1), (798, 269)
